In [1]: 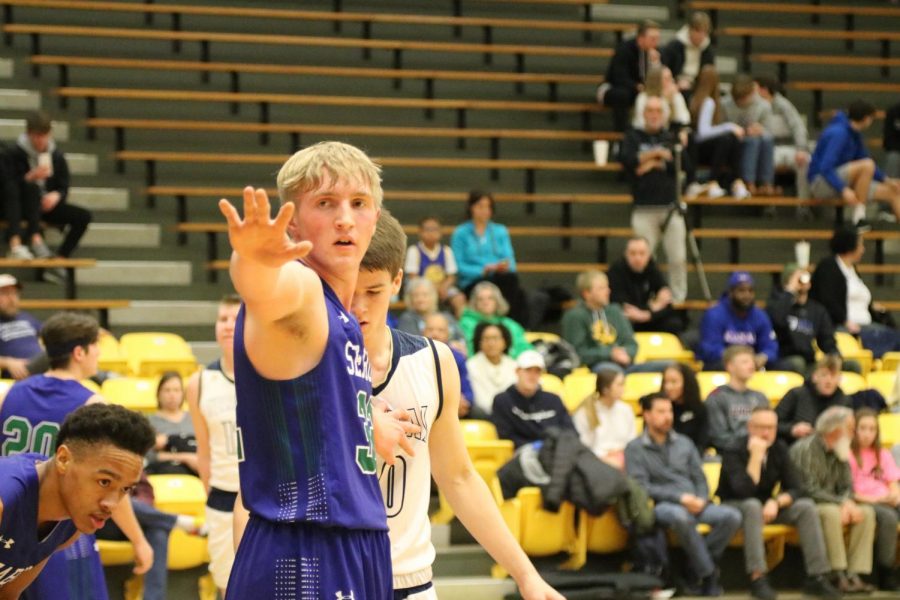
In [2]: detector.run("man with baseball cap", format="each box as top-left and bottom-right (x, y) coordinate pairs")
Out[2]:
(0, 274), (45, 379)
(697, 271), (779, 371)
(491, 350), (575, 448)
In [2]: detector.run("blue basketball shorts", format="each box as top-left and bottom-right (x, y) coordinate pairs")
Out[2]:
(226, 516), (392, 599)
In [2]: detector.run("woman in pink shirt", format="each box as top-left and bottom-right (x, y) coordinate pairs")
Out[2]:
(849, 409), (900, 591)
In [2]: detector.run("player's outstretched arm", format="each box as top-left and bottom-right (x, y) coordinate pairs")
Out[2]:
(0, 554), (50, 599)
(185, 371), (211, 492)
(428, 343), (565, 600)
(111, 495), (153, 575)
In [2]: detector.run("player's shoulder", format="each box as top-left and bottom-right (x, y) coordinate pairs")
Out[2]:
(391, 328), (431, 359)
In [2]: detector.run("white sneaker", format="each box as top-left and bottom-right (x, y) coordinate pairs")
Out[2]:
(707, 182), (726, 199)
(7, 245), (34, 260)
(685, 182), (707, 199)
(30, 239), (53, 259)
(732, 181), (751, 200)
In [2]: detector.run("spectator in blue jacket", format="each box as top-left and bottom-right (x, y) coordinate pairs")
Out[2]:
(697, 271), (779, 371)
(808, 100), (900, 226)
(450, 190), (527, 324)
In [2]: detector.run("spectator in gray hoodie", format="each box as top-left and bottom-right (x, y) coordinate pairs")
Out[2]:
(707, 345), (769, 452)
(755, 75), (810, 199)
(722, 74), (777, 196)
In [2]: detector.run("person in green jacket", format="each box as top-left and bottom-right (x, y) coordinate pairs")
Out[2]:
(562, 270), (664, 374)
(459, 281), (533, 358)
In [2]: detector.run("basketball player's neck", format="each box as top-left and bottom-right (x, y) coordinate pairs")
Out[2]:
(364, 324), (392, 387)
(35, 460), (68, 525)
(219, 351), (235, 379)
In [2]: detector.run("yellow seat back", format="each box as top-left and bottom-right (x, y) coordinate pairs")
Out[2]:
(539, 373), (565, 400)
(867, 372), (897, 403)
(120, 332), (198, 378)
(467, 440), (515, 485)
(461, 420), (498, 443)
(101, 377), (159, 414)
(834, 332), (874, 373)
(524, 331), (560, 344)
(697, 372), (729, 400)
(585, 508), (629, 554)
(634, 332), (694, 365)
(98, 333), (128, 374)
(748, 371), (804, 406)
(840, 372), (867, 396)
(147, 474), (207, 516)
(879, 413), (900, 447)
(563, 372), (596, 413)
(703, 462), (722, 502)
(517, 487), (580, 558)
(881, 353), (900, 372)
(623, 372), (662, 409)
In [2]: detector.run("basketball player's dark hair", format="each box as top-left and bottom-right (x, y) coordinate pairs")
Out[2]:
(26, 110), (52, 134)
(41, 312), (99, 369)
(847, 100), (876, 123)
(473, 322), (512, 355)
(57, 403), (156, 457)
(466, 190), (495, 220)
(361, 208), (407, 277)
(640, 392), (671, 414)
(220, 293), (241, 306)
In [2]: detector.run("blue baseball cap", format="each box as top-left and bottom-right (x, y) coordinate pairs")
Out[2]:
(728, 271), (754, 289)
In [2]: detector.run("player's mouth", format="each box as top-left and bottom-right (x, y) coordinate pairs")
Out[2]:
(89, 513), (110, 530)
(334, 238), (355, 247)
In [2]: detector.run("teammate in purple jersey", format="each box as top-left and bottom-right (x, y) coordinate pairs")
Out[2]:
(0, 404), (154, 598)
(219, 141), (416, 599)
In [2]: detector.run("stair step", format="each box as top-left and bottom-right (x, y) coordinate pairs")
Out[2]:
(0, 88), (40, 111)
(0, 59), (12, 79)
(68, 187), (129, 211)
(45, 223), (159, 248)
(64, 153), (98, 176)
(433, 577), (515, 600)
(591, 3), (669, 22)
(716, 56), (738, 76)
(78, 260), (191, 286)
(0, 118), (69, 142)
(110, 300), (217, 326)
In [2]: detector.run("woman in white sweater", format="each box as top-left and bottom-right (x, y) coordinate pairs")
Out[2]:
(466, 321), (518, 417)
(573, 366), (636, 470)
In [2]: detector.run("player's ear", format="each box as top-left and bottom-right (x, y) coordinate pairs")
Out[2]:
(55, 444), (73, 473)
(391, 269), (403, 293)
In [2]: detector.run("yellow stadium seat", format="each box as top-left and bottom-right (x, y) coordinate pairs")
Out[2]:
(702, 462), (721, 502)
(80, 379), (101, 394)
(697, 372), (729, 400)
(461, 419), (498, 442)
(515, 487), (585, 569)
(119, 332), (198, 378)
(147, 474), (207, 516)
(98, 332), (128, 374)
(98, 540), (135, 566)
(101, 377), (159, 414)
(882, 353), (900, 372)
(432, 437), (514, 525)
(585, 507), (629, 554)
(539, 373), (564, 400)
(524, 331), (560, 344)
(634, 332), (697, 366)
(840, 372), (867, 396)
(879, 414), (900, 447)
(834, 332), (874, 373)
(635, 416), (644, 434)
(623, 373), (662, 408)
(563, 371), (596, 413)
(748, 371), (804, 407)
(868, 372), (897, 401)
(0, 378), (14, 401)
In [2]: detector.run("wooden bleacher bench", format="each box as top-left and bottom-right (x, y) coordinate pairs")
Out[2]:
(0, 258), (95, 299)
(785, 81), (900, 126)
(720, 26), (900, 72)
(18, 298), (129, 328)
(3, 23), (613, 77)
(86, 117), (619, 171)
(33, 55), (600, 107)
(59, 87), (607, 146)
(751, 54), (900, 83)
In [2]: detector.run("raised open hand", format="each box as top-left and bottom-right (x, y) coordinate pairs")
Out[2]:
(219, 186), (312, 268)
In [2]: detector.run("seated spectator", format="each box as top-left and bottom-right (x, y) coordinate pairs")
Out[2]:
(625, 394), (742, 596)
(620, 99), (689, 305)
(459, 281), (532, 358)
(450, 190), (527, 325)
(491, 350), (574, 447)
(573, 366), (635, 469)
(6, 111), (92, 279)
(697, 271), (779, 371)
(146, 371), (198, 476)
(466, 322), (517, 417)
(632, 65), (691, 130)
(654, 362), (709, 452)
(689, 65), (750, 199)
(886, 100), (900, 180)
(597, 19), (662, 131)
(722, 74), (777, 196)
(718, 407), (839, 600)
(808, 100), (900, 225)
(790, 406), (876, 594)
(561, 270), (639, 374)
(0, 274), (44, 379)
(707, 345), (770, 453)
(810, 224), (900, 358)
(404, 216), (466, 316)
(662, 12), (714, 95)
(766, 264), (839, 374)
(423, 313), (474, 417)
(609, 236), (684, 332)
(776, 356), (852, 445)
(754, 75), (811, 199)
(849, 409), (900, 591)
(396, 277), (466, 350)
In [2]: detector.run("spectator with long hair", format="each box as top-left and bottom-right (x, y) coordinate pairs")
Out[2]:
(146, 371), (197, 476)
(574, 366), (635, 469)
(659, 362), (708, 452)
(689, 65), (750, 199)
(632, 65), (691, 130)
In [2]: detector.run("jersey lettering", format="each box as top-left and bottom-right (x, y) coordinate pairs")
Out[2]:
(379, 456), (407, 518)
(1, 417), (60, 456)
(222, 420), (239, 456)
(344, 342), (372, 382)
(354, 391), (376, 474)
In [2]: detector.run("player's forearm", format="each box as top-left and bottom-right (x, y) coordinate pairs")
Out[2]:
(111, 496), (148, 546)
(233, 490), (250, 552)
(443, 467), (540, 585)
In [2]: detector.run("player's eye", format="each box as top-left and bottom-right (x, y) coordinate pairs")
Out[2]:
(98, 479), (111, 488)
(352, 198), (369, 208)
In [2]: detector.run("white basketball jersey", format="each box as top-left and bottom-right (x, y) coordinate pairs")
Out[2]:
(375, 329), (443, 587)
(198, 361), (240, 492)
